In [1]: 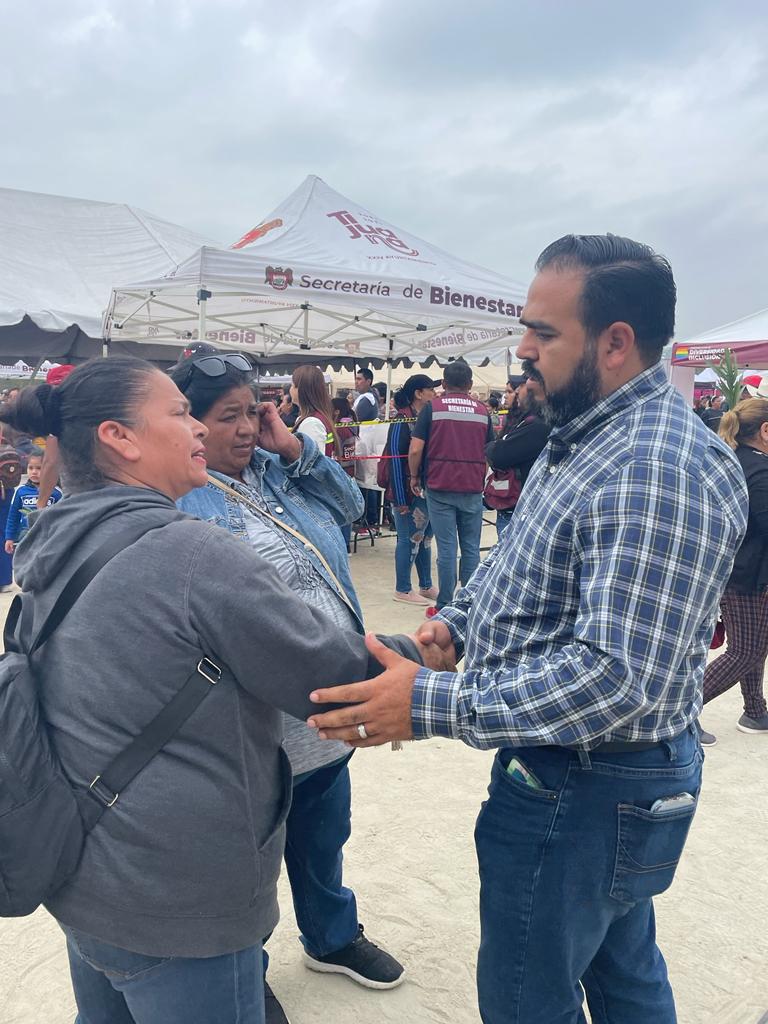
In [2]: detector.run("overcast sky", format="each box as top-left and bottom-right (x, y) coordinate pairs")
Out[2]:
(2, 0), (766, 339)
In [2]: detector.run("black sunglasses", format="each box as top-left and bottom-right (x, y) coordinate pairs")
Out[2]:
(188, 354), (252, 376)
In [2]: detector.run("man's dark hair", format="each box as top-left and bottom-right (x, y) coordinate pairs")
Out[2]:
(356, 367), (373, 384)
(443, 360), (473, 390)
(535, 234), (676, 365)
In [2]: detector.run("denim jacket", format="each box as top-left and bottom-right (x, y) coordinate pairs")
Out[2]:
(178, 434), (365, 626)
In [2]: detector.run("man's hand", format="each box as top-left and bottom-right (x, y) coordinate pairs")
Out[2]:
(307, 633), (419, 747)
(413, 619), (457, 668)
(255, 402), (301, 461)
(410, 477), (423, 497)
(4, 540), (14, 555)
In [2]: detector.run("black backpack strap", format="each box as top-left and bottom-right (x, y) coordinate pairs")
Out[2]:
(79, 655), (222, 831)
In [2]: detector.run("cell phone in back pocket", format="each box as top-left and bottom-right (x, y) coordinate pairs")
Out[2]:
(650, 792), (696, 815)
(506, 756), (543, 789)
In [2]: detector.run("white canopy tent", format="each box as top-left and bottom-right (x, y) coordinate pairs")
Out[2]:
(0, 186), (218, 362)
(670, 307), (768, 400)
(105, 176), (528, 370)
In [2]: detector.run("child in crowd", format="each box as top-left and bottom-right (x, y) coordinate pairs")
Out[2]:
(4, 453), (62, 556)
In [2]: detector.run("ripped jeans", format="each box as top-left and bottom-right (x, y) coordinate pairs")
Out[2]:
(391, 497), (434, 594)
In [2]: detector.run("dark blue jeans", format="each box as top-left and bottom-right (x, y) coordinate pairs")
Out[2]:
(263, 754), (358, 974)
(475, 727), (702, 1023)
(63, 926), (264, 1024)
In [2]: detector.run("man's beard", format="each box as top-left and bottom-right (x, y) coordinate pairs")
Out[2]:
(522, 342), (601, 427)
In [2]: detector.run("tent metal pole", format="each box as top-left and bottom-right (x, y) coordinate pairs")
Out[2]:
(198, 299), (207, 345)
(385, 338), (393, 421)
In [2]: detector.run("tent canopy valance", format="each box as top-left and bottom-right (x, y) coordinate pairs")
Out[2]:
(672, 307), (768, 368)
(105, 176), (527, 367)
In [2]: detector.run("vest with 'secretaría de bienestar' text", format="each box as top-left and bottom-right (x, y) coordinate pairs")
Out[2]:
(426, 393), (490, 493)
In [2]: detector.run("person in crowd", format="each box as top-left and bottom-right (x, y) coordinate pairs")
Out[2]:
(698, 398), (768, 744)
(373, 382), (388, 419)
(331, 396), (360, 551)
(278, 384), (300, 428)
(4, 451), (62, 555)
(308, 234), (748, 1024)
(702, 393), (725, 432)
(485, 377), (551, 538)
(486, 393), (502, 434)
(352, 367), (378, 423)
(0, 356), (430, 1024)
(0, 441), (21, 592)
(171, 355), (405, 1023)
(383, 375), (440, 606)
(408, 359), (494, 612)
(290, 365), (336, 451)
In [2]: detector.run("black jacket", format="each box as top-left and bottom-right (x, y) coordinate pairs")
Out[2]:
(486, 413), (550, 485)
(727, 445), (768, 592)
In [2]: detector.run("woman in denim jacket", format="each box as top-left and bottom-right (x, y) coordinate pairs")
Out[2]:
(172, 355), (404, 1021)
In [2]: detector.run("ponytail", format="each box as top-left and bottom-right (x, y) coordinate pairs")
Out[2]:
(717, 398), (768, 451)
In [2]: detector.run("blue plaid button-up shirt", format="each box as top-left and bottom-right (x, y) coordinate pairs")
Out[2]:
(412, 363), (748, 748)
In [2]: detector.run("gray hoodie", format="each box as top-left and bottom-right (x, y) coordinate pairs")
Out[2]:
(14, 486), (416, 958)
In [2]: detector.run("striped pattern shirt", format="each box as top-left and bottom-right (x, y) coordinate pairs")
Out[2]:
(411, 363), (748, 749)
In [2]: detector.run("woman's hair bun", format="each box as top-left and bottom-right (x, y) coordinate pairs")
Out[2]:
(0, 383), (61, 438)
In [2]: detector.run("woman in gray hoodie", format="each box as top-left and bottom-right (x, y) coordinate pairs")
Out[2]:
(0, 357), (424, 1024)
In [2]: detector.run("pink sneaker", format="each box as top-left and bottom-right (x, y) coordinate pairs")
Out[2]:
(394, 591), (431, 606)
(419, 586), (438, 601)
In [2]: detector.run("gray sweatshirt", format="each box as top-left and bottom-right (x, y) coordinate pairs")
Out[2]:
(14, 486), (418, 958)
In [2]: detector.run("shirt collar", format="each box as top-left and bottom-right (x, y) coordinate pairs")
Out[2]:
(548, 362), (669, 448)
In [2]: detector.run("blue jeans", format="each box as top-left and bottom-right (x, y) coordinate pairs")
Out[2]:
(475, 727), (702, 1023)
(392, 497), (433, 593)
(263, 755), (358, 974)
(426, 489), (483, 609)
(495, 509), (514, 540)
(63, 926), (264, 1024)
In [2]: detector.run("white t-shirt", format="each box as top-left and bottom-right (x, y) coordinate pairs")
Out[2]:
(297, 415), (328, 451)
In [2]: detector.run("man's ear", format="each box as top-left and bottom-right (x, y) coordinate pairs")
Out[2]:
(601, 321), (636, 370)
(96, 420), (142, 464)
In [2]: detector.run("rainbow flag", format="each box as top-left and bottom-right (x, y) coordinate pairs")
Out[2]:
(672, 346), (689, 363)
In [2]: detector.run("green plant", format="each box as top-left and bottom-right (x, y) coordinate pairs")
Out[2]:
(710, 349), (742, 411)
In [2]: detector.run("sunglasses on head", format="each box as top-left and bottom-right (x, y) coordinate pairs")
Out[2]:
(189, 353), (252, 376)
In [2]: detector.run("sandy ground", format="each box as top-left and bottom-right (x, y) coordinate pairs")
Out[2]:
(1, 518), (767, 1024)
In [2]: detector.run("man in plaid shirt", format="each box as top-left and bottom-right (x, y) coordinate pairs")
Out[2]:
(309, 234), (747, 1023)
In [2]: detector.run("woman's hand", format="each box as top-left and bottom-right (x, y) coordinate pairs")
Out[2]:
(255, 403), (301, 461)
(4, 540), (15, 555)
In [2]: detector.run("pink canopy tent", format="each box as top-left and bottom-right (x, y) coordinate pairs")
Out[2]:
(670, 308), (768, 400)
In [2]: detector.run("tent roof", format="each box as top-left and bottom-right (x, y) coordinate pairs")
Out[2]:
(672, 308), (768, 367)
(107, 175), (527, 366)
(0, 186), (218, 338)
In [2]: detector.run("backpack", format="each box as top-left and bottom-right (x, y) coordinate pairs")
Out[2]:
(0, 444), (22, 499)
(483, 467), (522, 510)
(0, 522), (221, 917)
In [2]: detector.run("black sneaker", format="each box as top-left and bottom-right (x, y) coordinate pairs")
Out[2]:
(303, 925), (405, 989)
(264, 981), (291, 1024)
(737, 713), (768, 734)
(695, 720), (717, 747)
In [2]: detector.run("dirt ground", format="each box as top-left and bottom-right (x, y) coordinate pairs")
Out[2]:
(1, 519), (767, 1023)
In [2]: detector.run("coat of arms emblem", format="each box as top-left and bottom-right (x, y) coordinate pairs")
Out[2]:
(265, 266), (293, 291)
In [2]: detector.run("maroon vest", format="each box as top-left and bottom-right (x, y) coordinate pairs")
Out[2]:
(426, 393), (489, 493)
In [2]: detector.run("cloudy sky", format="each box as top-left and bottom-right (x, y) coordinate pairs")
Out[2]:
(2, 0), (767, 339)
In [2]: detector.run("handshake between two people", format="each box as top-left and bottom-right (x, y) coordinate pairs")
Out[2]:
(306, 619), (457, 748)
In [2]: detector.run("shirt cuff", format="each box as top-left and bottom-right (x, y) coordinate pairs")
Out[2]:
(280, 433), (314, 475)
(433, 607), (467, 661)
(411, 667), (462, 739)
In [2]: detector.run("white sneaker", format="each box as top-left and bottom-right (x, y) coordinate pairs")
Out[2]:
(393, 591), (431, 605)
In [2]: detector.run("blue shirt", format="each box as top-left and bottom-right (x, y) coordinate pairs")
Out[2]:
(5, 482), (62, 541)
(411, 363), (748, 748)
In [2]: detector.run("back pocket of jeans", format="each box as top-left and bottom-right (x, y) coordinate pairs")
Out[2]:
(610, 800), (697, 904)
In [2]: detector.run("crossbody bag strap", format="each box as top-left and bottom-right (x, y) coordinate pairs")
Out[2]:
(80, 655), (221, 831)
(206, 474), (359, 619)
